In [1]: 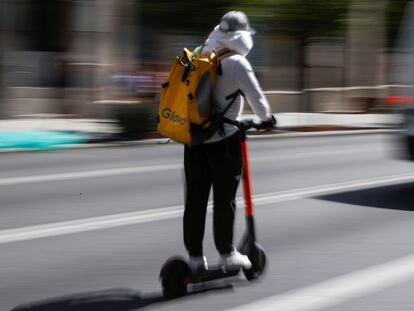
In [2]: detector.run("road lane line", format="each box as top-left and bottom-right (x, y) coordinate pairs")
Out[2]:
(226, 254), (414, 311)
(1, 172), (414, 244)
(0, 205), (183, 244)
(0, 164), (181, 186)
(0, 147), (386, 187)
(253, 172), (414, 204)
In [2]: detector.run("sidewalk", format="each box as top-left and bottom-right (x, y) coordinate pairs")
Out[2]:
(0, 113), (402, 151)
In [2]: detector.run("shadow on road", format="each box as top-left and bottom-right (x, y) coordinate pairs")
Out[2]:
(11, 282), (237, 311)
(11, 288), (161, 311)
(317, 182), (414, 211)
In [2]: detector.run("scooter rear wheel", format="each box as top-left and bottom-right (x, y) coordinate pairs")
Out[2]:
(243, 243), (267, 281)
(160, 257), (190, 298)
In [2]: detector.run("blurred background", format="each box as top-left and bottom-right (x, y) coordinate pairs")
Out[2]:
(0, 0), (412, 122)
(4, 3), (414, 310)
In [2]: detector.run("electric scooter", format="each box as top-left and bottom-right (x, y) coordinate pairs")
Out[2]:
(159, 120), (268, 299)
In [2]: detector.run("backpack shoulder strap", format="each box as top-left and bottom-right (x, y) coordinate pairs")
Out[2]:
(217, 89), (244, 136)
(221, 89), (244, 116)
(217, 48), (236, 60)
(216, 48), (237, 76)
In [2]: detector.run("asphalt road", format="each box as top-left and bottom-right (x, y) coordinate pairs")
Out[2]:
(1, 132), (414, 311)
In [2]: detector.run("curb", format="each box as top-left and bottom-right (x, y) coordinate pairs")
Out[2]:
(0, 128), (400, 155)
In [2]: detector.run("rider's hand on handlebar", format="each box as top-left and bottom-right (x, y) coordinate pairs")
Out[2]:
(238, 119), (255, 131)
(259, 115), (277, 131)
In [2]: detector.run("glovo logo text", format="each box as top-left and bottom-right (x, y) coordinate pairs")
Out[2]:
(162, 108), (186, 125)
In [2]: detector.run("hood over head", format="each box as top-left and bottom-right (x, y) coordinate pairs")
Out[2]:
(203, 25), (254, 57)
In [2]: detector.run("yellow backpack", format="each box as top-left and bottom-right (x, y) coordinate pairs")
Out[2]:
(158, 46), (235, 145)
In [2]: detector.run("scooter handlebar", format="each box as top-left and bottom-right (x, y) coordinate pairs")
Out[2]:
(236, 117), (276, 132)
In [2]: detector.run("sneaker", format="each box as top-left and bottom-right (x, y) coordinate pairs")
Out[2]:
(220, 250), (252, 270)
(188, 256), (208, 272)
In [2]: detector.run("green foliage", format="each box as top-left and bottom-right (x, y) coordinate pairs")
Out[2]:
(139, 0), (236, 33)
(139, 0), (409, 47)
(139, 0), (350, 40)
(273, 0), (351, 40)
(237, 0), (351, 41)
(387, 0), (410, 48)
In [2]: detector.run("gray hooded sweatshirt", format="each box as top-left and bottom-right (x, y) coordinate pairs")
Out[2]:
(202, 25), (272, 143)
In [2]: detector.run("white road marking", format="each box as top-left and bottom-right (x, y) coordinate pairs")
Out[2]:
(0, 205), (183, 244)
(226, 253), (414, 311)
(0, 164), (181, 186)
(1, 172), (414, 244)
(252, 172), (414, 204)
(0, 147), (385, 187)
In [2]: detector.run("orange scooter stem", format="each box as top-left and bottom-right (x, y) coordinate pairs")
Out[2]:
(238, 132), (257, 243)
(241, 140), (255, 218)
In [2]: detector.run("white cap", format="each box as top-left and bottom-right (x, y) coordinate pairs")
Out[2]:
(219, 11), (256, 34)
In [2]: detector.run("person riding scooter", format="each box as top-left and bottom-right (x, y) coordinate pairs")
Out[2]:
(183, 10), (277, 272)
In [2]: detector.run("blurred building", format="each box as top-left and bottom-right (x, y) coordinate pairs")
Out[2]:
(0, 0), (137, 117)
(0, 0), (407, 119)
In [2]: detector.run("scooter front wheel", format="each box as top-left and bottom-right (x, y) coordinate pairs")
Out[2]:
(160, 257), (190, 298)
(243, 242), (267, 281)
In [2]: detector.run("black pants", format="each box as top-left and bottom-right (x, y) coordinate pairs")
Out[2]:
(184, 132), (242, 257)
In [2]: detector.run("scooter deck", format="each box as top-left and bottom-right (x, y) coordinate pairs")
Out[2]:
(190, 265), (240, 283)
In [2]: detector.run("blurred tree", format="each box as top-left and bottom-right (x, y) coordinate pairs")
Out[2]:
(387, 0), (410, 49)
(139, 0), (236, 33)
(137, 0), (409, 110)
(236, 0), (350, 38)
(139, 0), (351, 111)
(235, 0), (351, 111)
